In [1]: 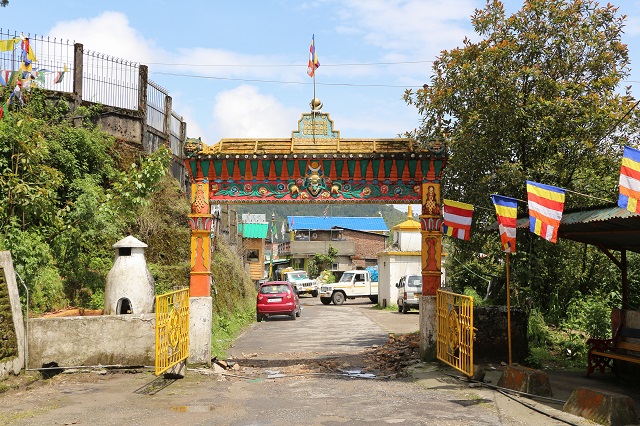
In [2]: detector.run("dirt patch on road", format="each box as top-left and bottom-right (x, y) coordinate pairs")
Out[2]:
(224, 331), (422, 379)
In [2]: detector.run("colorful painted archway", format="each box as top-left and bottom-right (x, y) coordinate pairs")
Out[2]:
(184, 109), (447, 299)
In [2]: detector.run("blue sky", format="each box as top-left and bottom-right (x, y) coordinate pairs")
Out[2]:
(4, 0), (640, 162)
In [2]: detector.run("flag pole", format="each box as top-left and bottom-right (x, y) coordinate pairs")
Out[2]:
(506, 252), (512, 365)
(312, 71), (316, 144)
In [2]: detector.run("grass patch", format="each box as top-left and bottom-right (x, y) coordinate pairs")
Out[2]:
(372, 303), (398, 311)
(211, 303), (256, 359)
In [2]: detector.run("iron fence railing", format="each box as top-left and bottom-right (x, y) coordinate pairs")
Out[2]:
(0, 28), (188, 190)
(82, 48), (139, 110)
(147, 79), (167, 132)
(0, 29), (74, 94)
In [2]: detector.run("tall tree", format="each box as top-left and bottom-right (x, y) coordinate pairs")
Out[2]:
(404, 0), (639, 315)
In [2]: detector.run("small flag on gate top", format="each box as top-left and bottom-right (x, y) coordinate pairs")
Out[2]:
(491, 194), (518, 253)
(307, 34), (320, 77)
(618, 145), (640, 214)
(526, 180), (565, 243)
(442, 199), (474, 240)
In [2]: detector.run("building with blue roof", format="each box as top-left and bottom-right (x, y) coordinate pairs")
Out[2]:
(278, 216), (389, 278)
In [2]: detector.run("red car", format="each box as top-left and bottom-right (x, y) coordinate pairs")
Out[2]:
(256, 281), (301, 321)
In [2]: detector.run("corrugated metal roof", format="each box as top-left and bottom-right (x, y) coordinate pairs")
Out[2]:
(490, 204), (640, 253)
(288, 216), (388, 232)
(240, 223), (269, 239)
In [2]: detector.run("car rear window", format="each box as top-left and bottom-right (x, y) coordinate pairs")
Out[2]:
(407, 276), (422, 287)
(260, 284), (290, 294)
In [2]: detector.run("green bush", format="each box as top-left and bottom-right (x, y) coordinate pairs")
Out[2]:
(528, 308), (551, 347)
(562, 292), (618, 339)
(462, 286), (487, 306)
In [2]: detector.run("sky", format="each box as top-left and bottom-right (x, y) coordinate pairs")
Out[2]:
(4, 0), (640, 213)
(4, 0), (640, 146)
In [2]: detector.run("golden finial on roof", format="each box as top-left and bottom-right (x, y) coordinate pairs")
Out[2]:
(310, 97), (323, 111)
(407, 205), (413, 218)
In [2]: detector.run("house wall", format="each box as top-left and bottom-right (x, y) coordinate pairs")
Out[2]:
(342, 229), (387, 268)
(378, 252), (422, 308)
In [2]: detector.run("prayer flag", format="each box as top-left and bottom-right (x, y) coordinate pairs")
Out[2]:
(0, 72), (5, 86)
(0, 38), (18, 52)
(307, 35), (320, 77)
(442, 199), (474, 240)
(618, 146), (640, 213)
(491, 195), (518, 253)
(526, 181), (565, 243)
(54, 64), (68, 84)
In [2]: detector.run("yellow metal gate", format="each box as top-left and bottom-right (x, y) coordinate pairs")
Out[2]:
(436, 289), (474, 377)
(155, 288), (190, 376)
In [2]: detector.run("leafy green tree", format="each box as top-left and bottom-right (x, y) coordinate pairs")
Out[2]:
(0, 87), (178, 312)
(405, 0), (637, 318)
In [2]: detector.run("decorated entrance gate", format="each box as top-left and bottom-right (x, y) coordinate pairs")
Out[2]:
(183, 103), (450, 361)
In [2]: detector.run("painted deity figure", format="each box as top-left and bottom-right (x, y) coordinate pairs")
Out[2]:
(422, 184), (440, 216)
(304, 161), (327, 197)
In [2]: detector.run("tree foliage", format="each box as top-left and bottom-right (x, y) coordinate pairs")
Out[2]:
(405, 0), (640, 318)
(0, 87), (185, 312)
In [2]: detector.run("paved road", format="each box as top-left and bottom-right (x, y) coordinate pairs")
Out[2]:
(0, 297), (595, 426)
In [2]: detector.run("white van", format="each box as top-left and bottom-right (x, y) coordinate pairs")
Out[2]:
(396, 274), (422, 314)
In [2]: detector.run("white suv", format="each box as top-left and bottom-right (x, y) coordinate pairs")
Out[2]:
(396, 274), (422, 314)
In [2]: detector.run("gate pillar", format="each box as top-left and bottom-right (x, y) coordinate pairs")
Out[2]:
(187, 178), (213, 366)
(188, 180), (213, 297)
(419, 182), (443, 361)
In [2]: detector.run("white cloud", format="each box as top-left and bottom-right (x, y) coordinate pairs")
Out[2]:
(212, 85), (301, 140)
(334, 0), (479, 56)
(48, 11), (166, 64)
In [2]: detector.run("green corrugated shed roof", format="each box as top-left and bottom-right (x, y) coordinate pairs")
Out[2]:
(489, 204), (640, 253)
(240, 223), (269, 239)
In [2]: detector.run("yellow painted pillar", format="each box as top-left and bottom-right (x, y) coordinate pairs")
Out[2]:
(188, 180), (213, 297)
(420, 182), (443, 295)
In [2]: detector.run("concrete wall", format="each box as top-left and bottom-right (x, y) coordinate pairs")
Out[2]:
(378, 252), (421, 308)
(28, 315), (155, 368)
(474, 306), (528, 363)
(0, 252), (25, 379)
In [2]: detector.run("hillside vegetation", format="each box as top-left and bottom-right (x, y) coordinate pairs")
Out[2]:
(0, 88), (256, 327)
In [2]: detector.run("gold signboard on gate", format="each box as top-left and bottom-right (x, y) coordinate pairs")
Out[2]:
(436, 289), (474, 377)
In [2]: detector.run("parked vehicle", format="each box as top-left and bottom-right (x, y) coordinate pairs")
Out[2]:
(256, 281), (301, 321)
(277, 268), (318, 297)
(396, 274), (422, 314)
(319, 269), (378, 305)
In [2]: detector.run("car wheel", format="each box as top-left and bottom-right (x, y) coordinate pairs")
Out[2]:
(402, 304), (409, 314)
(290, 311), (297, 320)
(296, 307), (301, 317)
(369, 296), (378, 304)
(311, 290), (318, 297)
(397, 302), (402, 313)
(256, 314), (263, 322)
(320, 297), (331, 305)
(332, 291), (345, 305)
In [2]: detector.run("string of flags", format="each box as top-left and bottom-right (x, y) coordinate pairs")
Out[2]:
(440, 145), (640, 253)
(0, 34), (69, 120)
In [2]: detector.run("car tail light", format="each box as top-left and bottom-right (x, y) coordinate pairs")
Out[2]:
(286, 293), (292, 300)
(257, 294), (264, 301)
(403, 293), (407, 300)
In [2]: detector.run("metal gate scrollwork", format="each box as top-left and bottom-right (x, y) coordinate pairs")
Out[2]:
(437, 289), (474, 377)
(155, 288), (190, 376)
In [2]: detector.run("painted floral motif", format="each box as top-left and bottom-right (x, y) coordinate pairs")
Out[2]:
(212, 181), (420, 201)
